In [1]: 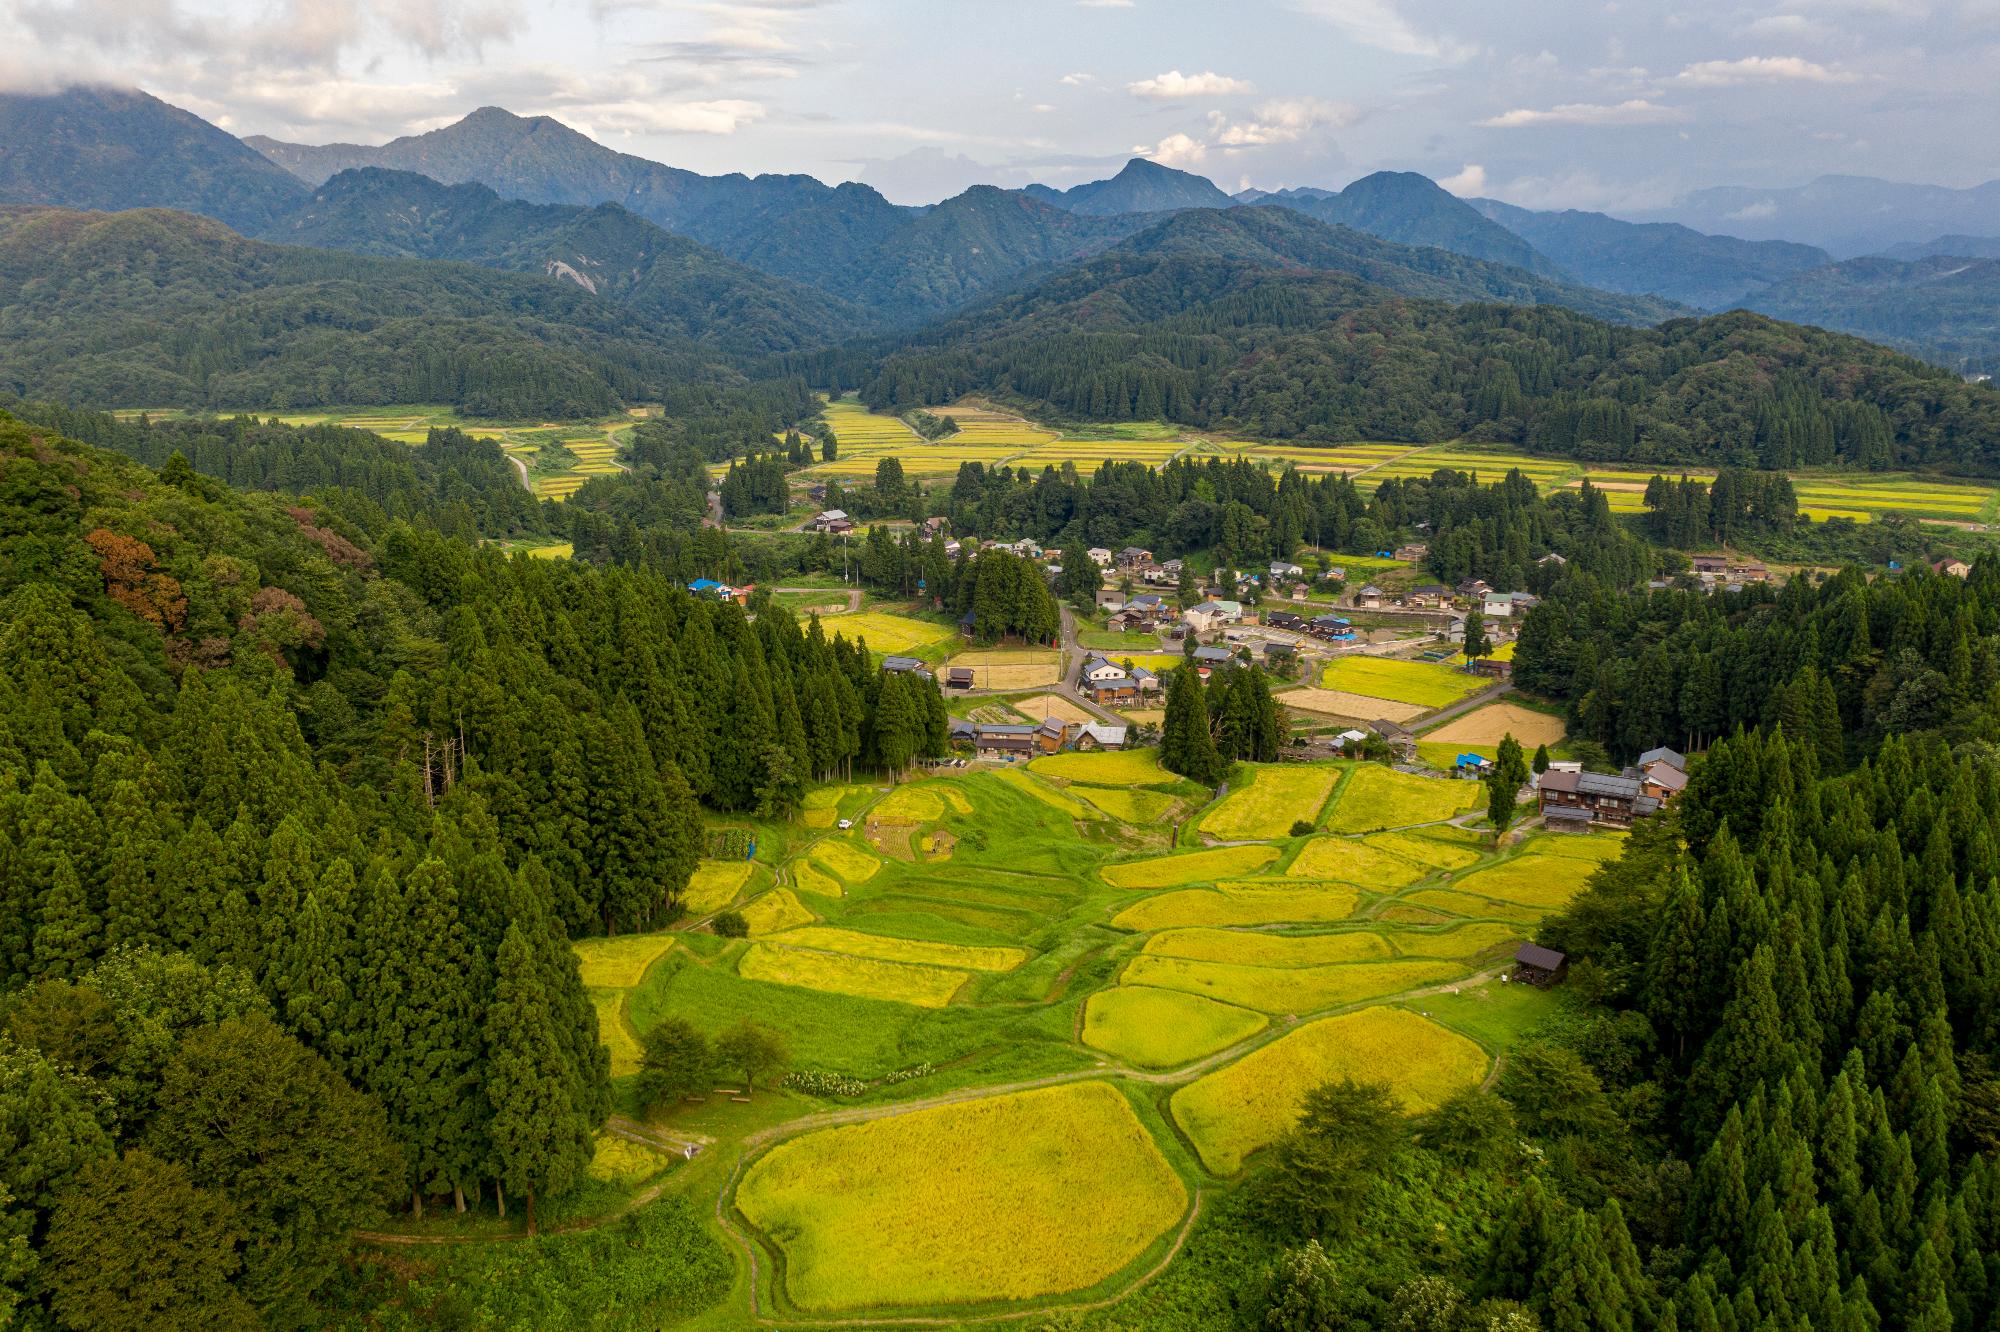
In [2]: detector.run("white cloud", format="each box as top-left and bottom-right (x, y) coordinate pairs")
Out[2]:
(1289, 0), (1476, 61)
(1136, 131), (1208, 167)
(1482, 99), (1689, 127)
(1212, 95), (1356, 146)
(1675, 55), (1853, 85)
(1059, 71), (1095, 86)
(549, 98), (766, 137)
(1127, 69), (1252, 99)
(1438, 162), (1487, 194)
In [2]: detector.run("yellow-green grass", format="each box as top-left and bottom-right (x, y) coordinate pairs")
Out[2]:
(738, 943), (969, 1008)
(1082, 987), (1267, 1068)
(825, 612), (958, 656)
(684, 860), (756, 915)
(928, 406), (1062, 447)
(1029, 749), (1168, 786)
(590, 990), (642, 1077)
(1450, 853), (1600, 910)
(1143, 928), (1395, 967)
(1171, 1007), (1490, 1173)
(1102, 844), (1280, 889)
(1121, 955), (1463, 1015)
(573, 934), (677, 989)
(1364, 829), (1487, 870)
(770, 926), (1026, 972)
(526, 542), (572, 560)
(792, 861), (846, 898)
(1318, 658), (1487, 709)
(811, 446), (1027, 479)
(1199, 764), (1340, 840)
(737, 1082), (1186, 1311)
(991, 768), (1092, 818)
(810, 838), (882, 884)
(1074, 786), (1178, 822)
(1403, 889), (1543, 923)
(1111, 883), (1360, 931)
(742, 888), (816, 936)
(1389, 921), (1524, 960)
(1286, 837), (1429, 888)
(1326, 764), (1483, 833)
(585, 1132), (672, 1186)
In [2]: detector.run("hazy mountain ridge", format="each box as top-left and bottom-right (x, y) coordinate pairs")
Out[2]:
(1743, 253), (2000, 375)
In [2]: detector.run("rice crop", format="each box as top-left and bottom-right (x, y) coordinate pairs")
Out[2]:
(1081, 987), (1268, 1068)
(737, 943), (970, 1007)
(1102, 845), (1281, 889)
(1198, 764), (1341, 840)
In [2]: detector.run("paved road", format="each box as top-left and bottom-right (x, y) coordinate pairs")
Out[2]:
(1057, 605), (1133, 726)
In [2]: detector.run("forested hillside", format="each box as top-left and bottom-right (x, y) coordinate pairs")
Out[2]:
(0, 206), (744, 417)
(1745, 254), (2000, 377)
(829, 213), (2000, 474)
(268, 168), (871, 355)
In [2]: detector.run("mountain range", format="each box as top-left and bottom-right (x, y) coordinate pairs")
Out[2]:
(2, 84), (1998, 377)
(1633, 175), (2000, 258)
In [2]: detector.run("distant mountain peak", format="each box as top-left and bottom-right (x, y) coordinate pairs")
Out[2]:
(1031, 158), (1234, 217)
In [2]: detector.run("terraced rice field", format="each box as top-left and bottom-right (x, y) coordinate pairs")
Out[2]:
(736, 1083), (1186, 1310)
(1224, 442), (1418, 475)
(820, 398), (920, 445)
(873, 782), (973, 822)
(1171, 1007), (1489, 1172)
(1198, 764), (1341, 839)
(741, 889), (816, 935)
(737, 942), (971, 1007)
(573, 933), (678, 989)
(1111, 882), (1361, 930)
(809, 839), (883, 884)
(1286, 837), (1430, 888)
(1366, 447), (1576, 487)
(1142, 928), (1396, 967)
(1082, 987), (1268, 1068)
(1366, 828), (1486, 870)
(1120, 954), (1462, 1015)
(767, 927), (1025, 972)
(1449, 850), (1603, 911)
(1029, 749), (1170, 786)
(990, 768), (1092, 817)
(1324, 764), (1484, 833)
(683, 861), (756, 915)
(927, 405), (1061, 448)
(589, 991), (643, 1077)
(823, 612), (959, 656)
(1073, 786), (1178, 822)
(1102, 844), (1281, 888)
(1279, 688), (1428, 724)
(1318, 658), (1488, 709)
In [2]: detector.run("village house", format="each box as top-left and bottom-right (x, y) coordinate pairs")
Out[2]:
(807, 509), (854, 535)
(971, 724), (1037, 760)
(1087, 547), (1115, 568)
(944, 666), (975, 690)
(1355, 585), (1384, 609)
(1082, 655), (1127, 684)
(1537, 770), (1661, 829)
(1455, 578), (1492, 601)
(1309, 614), (1355, 641)
(1263, 641), (1297, 667)
(1690, 554), (1729, 577)
(1403, 584), (1449, 609)
(1143, 558), (1183, 587)
(1116, 546), (1154, 569)
(1269, 560), (1305, 581)
(943, 539), (963, 557)
(881, 655), (935, 682)
(921, 516), (949, 539)
(1537, 552), (1568, 567)
(1934, 557), (1973, 579)
(1263, 609), (1306, 631)
(1191, 645), (1235, 676)
(1730, 560), (1771, 583)
(1368, 719), (1418, 762)
(1481, 590), (1538, 618)
(1471, 657), (1513, 680)
(1087, 673), (1138, 704)
(1129, 664), (1162, 693)
(1182, 603), (1230, 635)
(1512, 943), (1568, 987)
(1035, 718), (1070, 755)
(1394, 543), (1429, 562)
(1074, 723), (1129, 751)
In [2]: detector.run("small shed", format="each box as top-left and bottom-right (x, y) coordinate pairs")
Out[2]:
(1513, 943), (1568, 987)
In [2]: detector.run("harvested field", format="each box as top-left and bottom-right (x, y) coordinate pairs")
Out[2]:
(1422, 703), (1566, 748)
(943, 650), (1063, 690)
(1279, 689), (1428, 723)
(1011, 693), (1097, 726)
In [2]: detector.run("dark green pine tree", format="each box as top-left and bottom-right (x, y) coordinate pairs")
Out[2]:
(1463, 614), (1491, 662)
(97, 779), (163, 950)
(483, 922), (592, 1235)
(1161, 666), (1226, 786)
(1488, 734), (1529, 834)
(32, 853), (99, 980)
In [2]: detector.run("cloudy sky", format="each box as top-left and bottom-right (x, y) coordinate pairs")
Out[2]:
(4, 0), (1998, 209)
